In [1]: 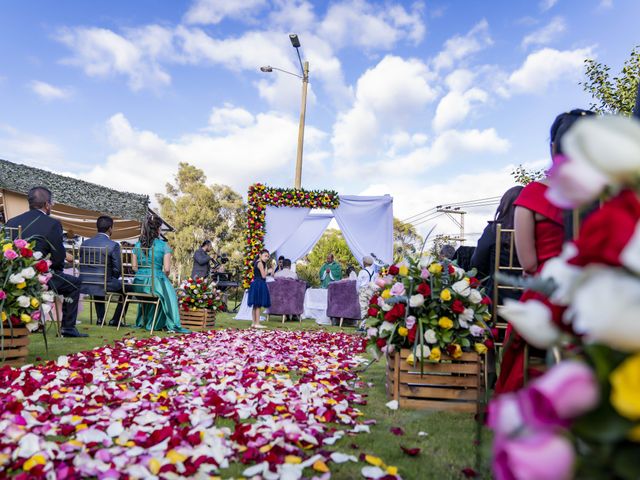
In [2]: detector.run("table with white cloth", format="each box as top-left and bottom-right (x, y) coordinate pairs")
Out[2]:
(303, 288), (330, 325)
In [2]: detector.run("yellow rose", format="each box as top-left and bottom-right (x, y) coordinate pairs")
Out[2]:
(474, 343), (488, 355)
(611, 353), (640, 420)
(428, 263), (443, 274)
(21, 314), (31, 323)
(190, 285), (196, 290)
(440, 289), (451, 301)
(398, 265), (409, 276)
(16, 282), (27, 290)
(30, 298), (39, 308)
(438, 317), (453, 330)
(1, 311), (6, 321)
(398, 326), (408, 337)
(451, 344), (462, 359)
(2, 243), (13, 252)
(381, 289), (391, 299)
(429, 347), (441, 362)
(406, 353), (415, 366)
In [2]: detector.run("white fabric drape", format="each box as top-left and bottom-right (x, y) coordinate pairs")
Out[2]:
(277, 214), (333, 262)
(333, 195), (394, 265)
(263, 206), (310, 254)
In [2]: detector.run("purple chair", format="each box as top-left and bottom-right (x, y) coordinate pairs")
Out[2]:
(266, 278), (306, 323)
(327, 280), (361, 327)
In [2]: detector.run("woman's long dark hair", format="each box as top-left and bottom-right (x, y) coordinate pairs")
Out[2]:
(550, 109), (596, 154)
(139, 215), (162, 248)
(494, 186), (524, 229)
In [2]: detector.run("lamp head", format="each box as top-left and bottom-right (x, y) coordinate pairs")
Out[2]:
(260, 66), (273, 73)
(289, 34), (301, 48)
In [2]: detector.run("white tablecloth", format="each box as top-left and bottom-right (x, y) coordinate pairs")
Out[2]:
(234, 291), (253, 321)
(303, 288), (330, 325)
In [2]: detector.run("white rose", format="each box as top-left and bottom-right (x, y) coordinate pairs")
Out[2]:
(539, 248), (582, 306)
(419, 255), (434, 268)
(424, 329), (437, 344)
(409, 294), (425, 308)
(17, 296), (31, 308)
(568, 266), (640, 352)
(378, 321), (395, 337)
(468, 289), (483, 304)
(458, 308), (475, 328)
(20, 267), (36, 279)
(32, 251), (43, 260)
(380, 300), (393, 312)
(500, 299), (561, 349)
(453, 266), (466, 279)
(41, 292), (55, 303)
(414, 345), (431, 360)
(9, 273), (25, 284)
(452, 280), (470, 297)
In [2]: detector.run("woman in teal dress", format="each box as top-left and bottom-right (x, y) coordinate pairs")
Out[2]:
(131, 215), (189, 333)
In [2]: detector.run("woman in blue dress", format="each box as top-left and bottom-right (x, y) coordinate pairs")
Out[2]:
(131, 215), (189, 333)
(248, 249), (272, 328)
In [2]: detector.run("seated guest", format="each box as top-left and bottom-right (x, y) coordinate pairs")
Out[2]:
(274, 255), (285, 274)
(439, 244), (456, 261)
(319, 253), (342, 288)
(346, 265), (357, 280)
(5, 186), (86, 337)
(191, 240), (213, 279)
(132, 215), (189, 333)
(274, 258), (298, 279)
(79, 215), (129, 326)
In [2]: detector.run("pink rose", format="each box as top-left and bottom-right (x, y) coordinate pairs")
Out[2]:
(0, 290), (5, 300)
(375, 277), (387, 288)
(420, 268), (430, 280)
(405, 315), (416, 330)
(3, 249), (18, 260)
(31, 311), (41, 321)
(381, 344), (395, 355)
(390, 282), (406, 297)
(493, 431), (575, 480)
(366, 327), (378, 338)
(522, 361), (599, 424)
(13, 238), (28, 249)
(487, 393), (524, 437)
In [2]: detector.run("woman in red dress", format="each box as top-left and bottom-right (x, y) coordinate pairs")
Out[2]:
(494, 109), (594, 394)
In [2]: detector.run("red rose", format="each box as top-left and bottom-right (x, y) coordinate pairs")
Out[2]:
(20, 248), (33, 258)
(369, 295), (380, 306)
(490, 327), (499, 338)
(447, 264), (455, 275)
(416, 282), (431, 296)
(480, 296), (492, 305)
(484, 339), (495, 349)
(367, 307), (379, 317)
(375, 338), (387, 349)
(407, 324), (418, 343)
(451, 299), (465, 314)
(384, 302), (406, 323)
(34, 260), (49, 273)
(469, 277), (481, 288)
(445, 344), (457, 357)
(388, 265), (399, 276)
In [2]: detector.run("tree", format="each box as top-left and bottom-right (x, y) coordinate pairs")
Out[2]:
(511, 164), (546, 186)
(295, 229), (357, 288)
(582, 46), (640, 115)
(157, 163), (245, 278)
(393, 218), (423, 260)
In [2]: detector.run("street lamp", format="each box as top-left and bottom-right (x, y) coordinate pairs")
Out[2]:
(260, 33), (309, 189)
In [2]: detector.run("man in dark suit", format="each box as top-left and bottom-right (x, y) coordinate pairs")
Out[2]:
(191, 240), (213, 279)
(5, 186), (87, 337)
(79, 215), (128, 326)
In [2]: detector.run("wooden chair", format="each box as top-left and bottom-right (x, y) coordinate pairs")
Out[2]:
(77, 246), (114, 327)
(117, 246), (161, 334)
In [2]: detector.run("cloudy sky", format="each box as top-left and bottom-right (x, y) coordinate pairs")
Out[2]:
(0, 0), (636, 242)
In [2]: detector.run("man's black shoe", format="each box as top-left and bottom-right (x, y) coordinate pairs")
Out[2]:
(108, 319), (120, 327)
(61, 329), (89, 338)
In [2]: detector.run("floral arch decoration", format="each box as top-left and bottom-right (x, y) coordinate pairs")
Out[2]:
(243, 183), (340, 287)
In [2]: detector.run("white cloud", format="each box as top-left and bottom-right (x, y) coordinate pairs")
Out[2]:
(56, 26), (173, 90)
(540, 0), (559, 11)
(432, 19), (493, 71)
(81, 107), (327, 196)
(28, 80), (72, 101)
(432, 69), (488, 131)
(508, 47), (594, 94)
(522, 16), (566, 49)
(268, 0), (317, 31)
(183, 0), (268, 25)
(0, 125), (65, 169)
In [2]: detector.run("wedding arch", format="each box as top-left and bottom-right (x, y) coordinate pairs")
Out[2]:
(242, 183), (393, 287)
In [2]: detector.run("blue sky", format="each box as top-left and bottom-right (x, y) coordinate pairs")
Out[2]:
(0, 0), (637, 241)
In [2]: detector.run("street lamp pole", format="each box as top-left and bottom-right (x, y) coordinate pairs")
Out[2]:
(294, 60), (309, 189)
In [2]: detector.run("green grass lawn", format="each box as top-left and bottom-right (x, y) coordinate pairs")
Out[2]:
(22, 306), (491, 479)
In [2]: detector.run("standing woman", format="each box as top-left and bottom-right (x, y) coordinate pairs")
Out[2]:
(248, 249), (272, 328)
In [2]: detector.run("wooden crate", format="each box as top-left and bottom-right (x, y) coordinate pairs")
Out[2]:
(386, 348), (482, 413)
(0, 325), (30, 368)
(179, 309), (216, 331)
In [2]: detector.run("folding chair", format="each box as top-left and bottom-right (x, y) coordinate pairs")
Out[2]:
(78, 246), (114, 327)
(117, 246), (161, 334)
(2, 225), (22, 240)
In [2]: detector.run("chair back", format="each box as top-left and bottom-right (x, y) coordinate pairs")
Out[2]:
(122, 246), (156, 296)
(492, 225), (524, 347)
(78, 246), (108, 294)
(1, 226), (22, 240)
(267, 278), (306, 315)
(327, 279), (361, 320)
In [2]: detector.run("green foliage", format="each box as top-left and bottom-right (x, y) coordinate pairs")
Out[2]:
(510, 164), (545, 186)
(296, 229), (357, 287)
(393, 218), (423, 261)
(156, 163), (246, 278)
(582, 46), (640, 115)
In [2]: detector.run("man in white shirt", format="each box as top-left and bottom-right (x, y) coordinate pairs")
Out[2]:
(274, 258), (298, 279)
(356, 256), (377, 290)
(357, 256), (380, 330)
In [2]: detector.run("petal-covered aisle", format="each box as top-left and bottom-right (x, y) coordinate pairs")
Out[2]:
(0, 330), (386, 479)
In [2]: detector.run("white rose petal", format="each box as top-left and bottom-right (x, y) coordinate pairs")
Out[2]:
(17, 296), (31, 308)
(385, 400), (399, 410)
(500, 299), (561, 349)
(414, 345), (431, 360)
(452, 280), (471, 297)
(458, 308), (475, 328)
(468, 289), (483, 304)
(20, 267), (36, 279)
(330, 452), (357, 464)
(424, 329), (437, 344)
(9, 274), (25, 284)
(33, 251), (43, 260)
(362, 466), (386, 479)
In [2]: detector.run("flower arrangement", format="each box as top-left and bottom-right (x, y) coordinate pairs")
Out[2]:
(1, 232), (54, 331)
(177, 277), (224, 312)
(488, 115), (640, 479)
(366, 257), (493, 364)
(242, 183), (340, 288)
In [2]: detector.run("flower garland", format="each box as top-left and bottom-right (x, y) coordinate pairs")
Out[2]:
(243, 184), (340, 287)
